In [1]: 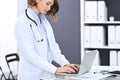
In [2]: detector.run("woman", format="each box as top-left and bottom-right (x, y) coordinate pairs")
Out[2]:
(15, 0), (80, 80)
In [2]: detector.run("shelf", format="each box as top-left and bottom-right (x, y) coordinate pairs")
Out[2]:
(80, 0), (120, 65)
(85, 46), (120, 50)
(84, 21), (120, 25)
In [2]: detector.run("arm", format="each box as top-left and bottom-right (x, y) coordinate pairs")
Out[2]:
(45, 20), (70, 66)
(44, 19), (80, 73)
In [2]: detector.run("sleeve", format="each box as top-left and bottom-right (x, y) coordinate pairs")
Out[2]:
(45, 20), (70, 66)
(52, 42), (70, 66)
(15, 19), (57, 73)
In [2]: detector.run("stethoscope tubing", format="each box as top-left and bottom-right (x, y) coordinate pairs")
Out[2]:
(25, 9), (43, 42)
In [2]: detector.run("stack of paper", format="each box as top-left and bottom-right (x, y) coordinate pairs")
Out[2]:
(70, 72), (111, 80)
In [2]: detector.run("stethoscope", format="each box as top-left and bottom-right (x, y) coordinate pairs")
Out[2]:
(25, 9), (44, 42)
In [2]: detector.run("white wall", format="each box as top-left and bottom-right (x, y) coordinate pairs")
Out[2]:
(17, 0), (27, 17)
(0, 0), (17, 72)
(0, 0), (27, 74)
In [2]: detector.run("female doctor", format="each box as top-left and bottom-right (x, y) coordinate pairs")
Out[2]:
(15, 0), (80, 80)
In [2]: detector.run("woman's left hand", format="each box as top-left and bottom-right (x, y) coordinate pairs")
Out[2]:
(64, 64), (80, 73)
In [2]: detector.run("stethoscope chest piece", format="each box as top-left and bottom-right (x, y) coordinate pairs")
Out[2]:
(25, 8), (44, 42)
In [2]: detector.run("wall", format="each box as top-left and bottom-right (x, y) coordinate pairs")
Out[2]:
(0, 0), (17, 73)
(49, 0), (80, 64)
(105, 0), (120, 21)
(17, 0), (27, 17)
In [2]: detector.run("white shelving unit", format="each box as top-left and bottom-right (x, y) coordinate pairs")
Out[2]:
(80, 0), (120, 65)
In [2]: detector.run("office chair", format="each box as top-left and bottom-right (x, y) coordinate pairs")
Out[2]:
(5, 53), (19, 80)
(0, 66), (8, 80)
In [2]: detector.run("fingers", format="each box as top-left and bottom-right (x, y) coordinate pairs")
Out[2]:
(55, 64), (80, 74)
(70, 64), (80, 72)
(64, 64), (80, 72)
(55, 66), (76, 74)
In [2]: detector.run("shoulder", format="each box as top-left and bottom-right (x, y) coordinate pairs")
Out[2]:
(15, 13), (29, 28)
(16, 13), (28, 24)
(15, 13), (30, 32)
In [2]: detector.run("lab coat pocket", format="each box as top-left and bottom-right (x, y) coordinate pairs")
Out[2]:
(34, 40), (47, 55)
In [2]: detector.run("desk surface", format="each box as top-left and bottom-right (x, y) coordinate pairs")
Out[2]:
(55, 75), (120, 80)
(1, 66), (120, 80)
(54, 66), (120, 80)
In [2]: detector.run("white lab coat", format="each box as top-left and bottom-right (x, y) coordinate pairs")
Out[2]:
(15, 8), (70, 80)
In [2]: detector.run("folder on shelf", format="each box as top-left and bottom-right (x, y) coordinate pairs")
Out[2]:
(110, 50), (118, 66)
(108, 25), (116, 47)
(84, 25), (91, 47)
(116, 26), (120, 47)
(96, 26), (105, 47)
(90, 26), (97, 47)
(118, 51), (120, 66)
(98, 1), (108, 22)
(85, 1), (97, 22)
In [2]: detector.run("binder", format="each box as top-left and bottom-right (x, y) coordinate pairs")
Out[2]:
(98, 1), (108, 22)
(118, 51), (120, 66)
(96, 26), (105, 47)
(110, 50), (118, 66)
(85, 1), (97, 22)
(108, 25), (116, 47)
(84, 26), (91, 47)
(116, 26), (120, 47)
(90, 26), (97, 47)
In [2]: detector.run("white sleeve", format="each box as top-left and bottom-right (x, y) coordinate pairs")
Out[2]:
(52, 42), (70, 66)
(45, 20), (70, 66)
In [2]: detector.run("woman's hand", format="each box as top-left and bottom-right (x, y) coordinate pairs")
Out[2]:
(55, 64), (80, 74)
(64, 64), (80, 73)
(55, 66), (76, 74)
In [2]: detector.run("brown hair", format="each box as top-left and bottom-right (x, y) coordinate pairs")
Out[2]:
(28, 0), (59, 20)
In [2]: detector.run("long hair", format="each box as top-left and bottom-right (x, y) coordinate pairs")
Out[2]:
(28, 0), (59, 20)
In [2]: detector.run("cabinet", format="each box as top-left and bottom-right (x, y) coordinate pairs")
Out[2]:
(80, 0), (120, 65)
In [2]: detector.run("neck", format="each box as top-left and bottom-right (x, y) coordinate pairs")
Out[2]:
(32, 7), (40, 16)
(30, 7), (42, 23)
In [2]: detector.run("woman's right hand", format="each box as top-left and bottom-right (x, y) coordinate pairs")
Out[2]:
(55, 66), (76, 74)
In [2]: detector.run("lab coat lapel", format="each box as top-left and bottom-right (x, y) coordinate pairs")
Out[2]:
(43, 20), (53, 51)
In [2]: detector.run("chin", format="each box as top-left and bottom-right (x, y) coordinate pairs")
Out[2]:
(41, 10), (47, 14)
(41, 12), (46, 15)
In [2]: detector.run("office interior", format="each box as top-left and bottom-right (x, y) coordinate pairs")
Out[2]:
(0, 0), (120, 78)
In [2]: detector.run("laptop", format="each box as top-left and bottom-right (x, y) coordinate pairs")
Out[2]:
(78, 50), (98, 75)
(56, 50), (98, 76)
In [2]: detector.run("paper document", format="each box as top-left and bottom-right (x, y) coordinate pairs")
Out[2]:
(70, 72), (111, 80)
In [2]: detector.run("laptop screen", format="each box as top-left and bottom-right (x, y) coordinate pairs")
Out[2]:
(78, 50), (98, 75)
